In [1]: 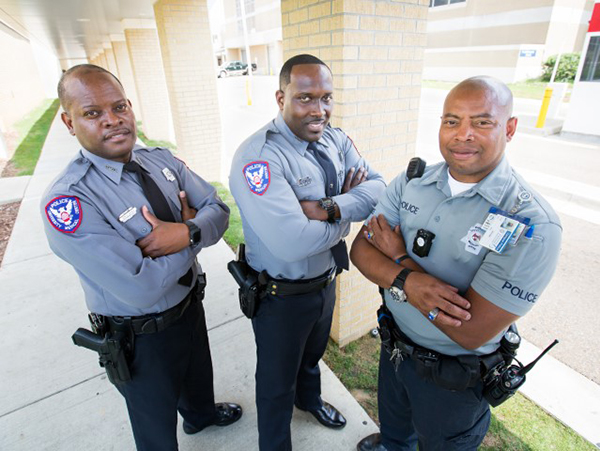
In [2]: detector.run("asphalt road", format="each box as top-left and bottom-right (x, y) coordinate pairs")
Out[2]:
(217, 76), (600, 385)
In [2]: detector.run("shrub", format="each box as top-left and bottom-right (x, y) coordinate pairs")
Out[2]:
(541, 53), (580, 82)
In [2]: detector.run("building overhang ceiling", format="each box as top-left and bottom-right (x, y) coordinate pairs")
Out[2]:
(0, 0), (156, 61)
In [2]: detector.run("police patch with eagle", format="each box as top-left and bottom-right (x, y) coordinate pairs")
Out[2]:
(45, 196), (82, 233)
(243, 161), (270, 196)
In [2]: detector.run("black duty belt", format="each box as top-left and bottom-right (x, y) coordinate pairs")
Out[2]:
(257, 267), (338, 297)
(378, 306), (484, 391)
(105, 275), (206, 335)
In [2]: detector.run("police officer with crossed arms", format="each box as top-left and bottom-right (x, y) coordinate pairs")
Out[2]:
(41, 64), (241, 451)
(351, 76), (562, 450)
(229, 54), (385, 450)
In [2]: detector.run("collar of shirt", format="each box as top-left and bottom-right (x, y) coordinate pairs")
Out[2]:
(81, 147), (149, 185)
(273, 113), (329, 156)
(421, 155), (512, 205)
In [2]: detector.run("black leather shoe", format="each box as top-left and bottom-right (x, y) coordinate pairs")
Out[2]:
(357, 433), (388, 451)
(297, 401), (346, 429)
(183, 402), (243, 435)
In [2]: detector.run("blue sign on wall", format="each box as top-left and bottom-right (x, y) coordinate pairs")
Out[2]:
(520, 50), (537, 58)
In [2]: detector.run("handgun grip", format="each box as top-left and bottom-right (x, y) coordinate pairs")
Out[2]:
(72, 328), (105, 351)
(228, 260), (248, 287)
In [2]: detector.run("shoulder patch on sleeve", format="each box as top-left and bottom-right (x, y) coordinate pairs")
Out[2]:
(243, 161), (270, 196)
(45, 196), (82, 233)
(173, 156), (190, 169)
(346, 134), (361, 157)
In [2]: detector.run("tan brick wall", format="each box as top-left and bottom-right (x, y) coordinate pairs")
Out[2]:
(112, 40), (142, 120)
(124, 28), (173, 142)
(281, 0), (429, 346)
(154, 0), (222, 181)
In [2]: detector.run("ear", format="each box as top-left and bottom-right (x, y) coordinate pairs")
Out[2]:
(275, 89), (285, 111)
(61, 112), (76, 136)
(505, 116), (517, 142)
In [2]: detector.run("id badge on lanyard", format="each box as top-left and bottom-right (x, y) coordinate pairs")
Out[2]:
(479, 192), (533, 254)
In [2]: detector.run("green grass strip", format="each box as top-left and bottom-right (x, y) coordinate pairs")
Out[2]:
(8, 99), (60, 176)
(210, 181), (244, 251)
(136, 121), (177, 150)
(324, 334), (594, 450)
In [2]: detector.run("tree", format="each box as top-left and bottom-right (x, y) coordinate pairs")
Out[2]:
(541, 53), (580, 82)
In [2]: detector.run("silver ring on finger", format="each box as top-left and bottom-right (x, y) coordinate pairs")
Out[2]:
(428, 307), (440, 321)
(367, 231), (374, 240)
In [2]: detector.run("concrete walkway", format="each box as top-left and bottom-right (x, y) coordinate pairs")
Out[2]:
(0, 113), (378, 450)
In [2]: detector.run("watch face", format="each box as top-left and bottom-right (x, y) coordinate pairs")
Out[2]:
(320, 198), (334, 208)
(191, 229), (201, 244)
(389, 287), (406, 303)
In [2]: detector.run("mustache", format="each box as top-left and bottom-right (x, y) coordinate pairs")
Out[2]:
(104, 128), (131, 140)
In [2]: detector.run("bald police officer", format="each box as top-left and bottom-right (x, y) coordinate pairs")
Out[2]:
(41, 64), (241, 451)
(352, 76), (562, 451)
(229, 54), (386, 450)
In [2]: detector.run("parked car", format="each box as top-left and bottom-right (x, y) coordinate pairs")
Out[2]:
(217, 61), (257, 78)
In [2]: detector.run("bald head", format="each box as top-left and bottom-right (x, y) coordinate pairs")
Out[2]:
(438, 75), (518, 183)
(447, 76), (514, 120)
(58, 64), (123, 112)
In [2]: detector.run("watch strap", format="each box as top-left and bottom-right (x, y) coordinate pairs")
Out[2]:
(392, 267), (413, 292)
(319, 198), (336, 224)
(184, 220), (201, 246)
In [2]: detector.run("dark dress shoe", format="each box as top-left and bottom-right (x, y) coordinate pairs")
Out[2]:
(357, 433), (388, 451)
(297, 401), (346, 429)
(183, 402), (243, 434)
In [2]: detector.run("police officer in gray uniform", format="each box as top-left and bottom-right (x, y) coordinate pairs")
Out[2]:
(41, 64), (241, 451)
(229, 54), (385, 450)
(352, 76), (562, 451)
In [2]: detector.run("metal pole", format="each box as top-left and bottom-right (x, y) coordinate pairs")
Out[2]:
(239, 0), (252, 106)
(550, 52), (562, 83)
(536, 87), (553, 128)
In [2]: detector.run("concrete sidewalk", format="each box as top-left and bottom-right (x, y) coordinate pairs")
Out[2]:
(0, 112), (378, 450)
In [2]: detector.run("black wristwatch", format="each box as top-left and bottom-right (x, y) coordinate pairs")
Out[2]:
(389, 268), (413, 303)
(318, 197), (336, 223)
(184, 220), (201, 246)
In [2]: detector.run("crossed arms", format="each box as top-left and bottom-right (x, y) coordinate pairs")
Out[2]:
(350, 214), (519, 350)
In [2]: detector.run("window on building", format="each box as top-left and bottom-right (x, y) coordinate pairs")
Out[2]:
(580, 36), (600, 82)
(429, 0), (466, 7)
(236, 0), (256, 34)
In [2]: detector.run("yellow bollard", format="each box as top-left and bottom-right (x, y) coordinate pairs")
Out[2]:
(535, 87), (553, 128)
(246, 79), (252, 106)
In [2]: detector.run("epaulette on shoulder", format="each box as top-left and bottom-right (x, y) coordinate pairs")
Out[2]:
(62, 155), (92, 187)
(135, 145), (166, 153)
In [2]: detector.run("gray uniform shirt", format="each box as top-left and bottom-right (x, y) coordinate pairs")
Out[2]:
(373, 156), (562, 355)
(229, 113), (386, 279)
(41, 146), (229, 316)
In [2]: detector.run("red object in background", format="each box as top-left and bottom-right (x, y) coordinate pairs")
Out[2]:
(590, 3), (600, 32)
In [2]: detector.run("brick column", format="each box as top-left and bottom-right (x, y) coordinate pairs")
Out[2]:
(97, 52), (109, 69)
(153, 0), (221, 181)
(103, 47), (119, 77)
(123, 20), (174, 143)
(111, 37), (142, 120)
(281, 0), (429, 345)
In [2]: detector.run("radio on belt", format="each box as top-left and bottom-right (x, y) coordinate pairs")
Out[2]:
(412, 228), (435, 258)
